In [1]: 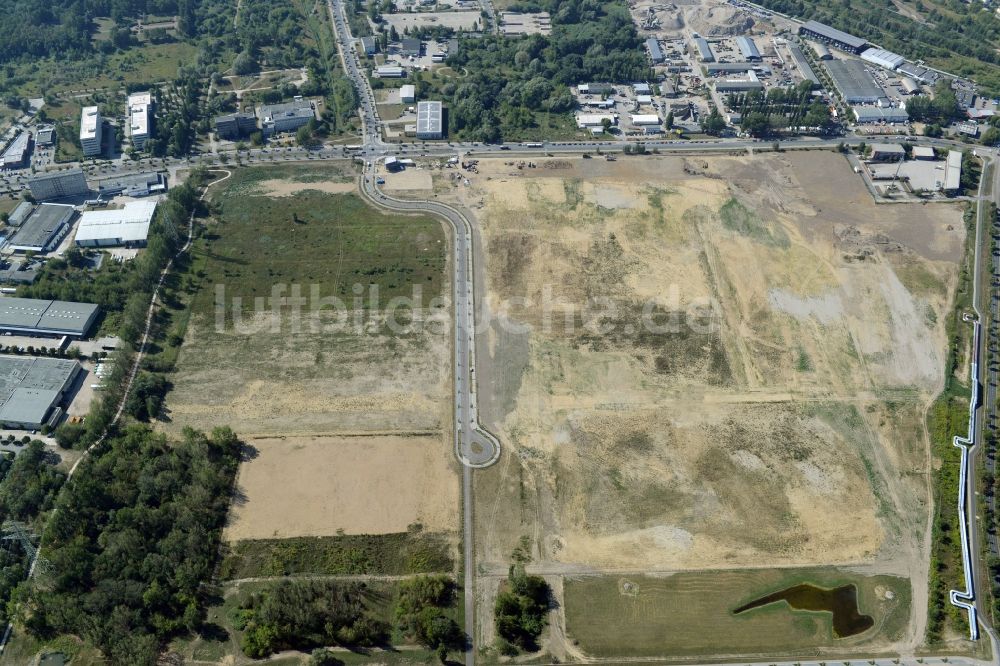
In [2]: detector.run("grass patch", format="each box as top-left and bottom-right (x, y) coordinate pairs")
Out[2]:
(719, 197), (790, 248)
(564, 568), (910, 658)
(219, 533), (454, 579)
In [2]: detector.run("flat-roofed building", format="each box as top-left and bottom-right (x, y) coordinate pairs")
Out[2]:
(579, 83), (614, 95)
(260, 99), (315, 136)
(576, 113), (616, 129)
(705, 62), (756, 74)
(944, 150), (962, 193)
(94, 171), (166, 198)
(215, 112), (258, 140)
(35, 127), (55, 146)
(869, 143), (905, 161)
(825, 59), (884, 103)
(400, 38), (421, 56)
(852, 105), (909, 123)
(1, 132), (30, 170)
(912, 146), (935, 160)
(0, 297), (99, 337)
(787, 44), (820, 85)
(75, 200), (158, 248)
(0, 356), (83, 430)
(7, 203), (75, 253)
(416, 101), (443, 139)
(735, 36), (761, 61)
(715, 72), (764, 93)
(127, 91), (153, 150)
(798, 20), (867, 54)
(400, 84), (416, 104)
(7, 201), (32, 227)
(27, 169), (88, 201)
(80, 106), (102, 157)
(361, 36), (378, 55)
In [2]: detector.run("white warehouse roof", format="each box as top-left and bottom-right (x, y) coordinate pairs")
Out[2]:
(631, 114), (661, 125)
(944, 150), (962, 191)
(576, 113), (615, 128)
(76, 200), (158, 245)
(860, 48), (905, 71)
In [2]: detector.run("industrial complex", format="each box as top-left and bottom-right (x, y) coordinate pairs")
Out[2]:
(0, 297), (99, 338)
(6, 203), (75, 253)
(0, 356), (82, 430)
(75, 200), (158, 248)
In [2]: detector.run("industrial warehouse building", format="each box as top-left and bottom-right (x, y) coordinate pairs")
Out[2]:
(715, 72), (764, 93)
(214, 112), (258, 140)
(810, 42), (832, 60)
(0, 356), (82, 430)
(361, 36), (377, 55)
(824, 59), (884, 103)
(93, 172), (166, 198)
(127, 91), (153, 150)
(944, 151), (962, 193)
(35, 127), (54, 147)
(7, 204), (75, 253)
(28, 169), (88, 201)
(416, 101), (443, 139)
(375, 65), (405, 78)
(400, 84), (416, 104)
(853, 105), (909, 123)
(0, 297), (99, 337)
(798, 20), (868, 54)
(75, 200), (158, 248)
(860, 48), (905, 71)
(735, 36), (761, 61)
(260, 100), (315, 136)
(691, 36), (715, 62)
(646, 38), (665, 64)
(869, 143), (905, 162)
(704, 62), (760, 74)
(6, 202), (32, 227)
(1, 132), (30, 170)
(787, 44), (820, 85)
(80, 106), (103, 157)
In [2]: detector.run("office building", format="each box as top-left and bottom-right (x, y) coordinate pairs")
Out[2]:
(80, 106), (102, 157)
(260, 100), (315, 136)
(27, 169), (88, 201)
(127, 91), (153, 150)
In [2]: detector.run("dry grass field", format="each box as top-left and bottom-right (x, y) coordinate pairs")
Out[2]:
(164, 166), (460, 552)
(408, 151), (965, 658)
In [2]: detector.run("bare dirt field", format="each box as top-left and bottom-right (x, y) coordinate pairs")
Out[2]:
(224, 434), (459, 540)
(420, 151), (965, 657)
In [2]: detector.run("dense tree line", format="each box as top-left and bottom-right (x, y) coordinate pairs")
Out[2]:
(726, 82), (835, 136)
(233, 580), (388, 658)
(21, 425), (241, 665)
(494, 565), (550, 654)
(753, 0), (1000, 95)
(394, 575), (464, 660)
(905, 80), (962, 127)
(436, 0), (650, 141)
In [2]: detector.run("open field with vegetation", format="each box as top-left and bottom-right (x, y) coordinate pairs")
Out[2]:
(395, 151), (967, 658)
(564, 569), (911, 658)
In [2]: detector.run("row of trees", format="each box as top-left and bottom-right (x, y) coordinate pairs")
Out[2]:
(725, 82), (836, 137)
(22, 425), (242, 665)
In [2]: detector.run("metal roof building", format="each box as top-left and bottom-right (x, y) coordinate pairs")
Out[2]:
(810, 42), (832, 60)
(416, 101), (443, 139)
(27, 169), (89, 201)
(360, 36), (378, 55)
(692, 37), (715, 62)
(912, 145), (935, 160)
(646, 38), (665, 64)
(705, 62), (758, 74)
(94, 172), (166, 198)
(375, 65), (406, 78)
(7, 201), (32, 227)
(860, 48), (905, 71)
(735, 36), (761, 61)
(899, 77), (920, 95)
(0, 356), (82, 430)
(1, 132), (30, 169)
(400, 84), (416, 103)
(631, 114), (661, 125)
(75, 200), (158, 248)
(787, 44), (820, 85)
(944, 150), (962, 192)
(35, 127), (54, 146)
(0, 297), (99, 337)
(7, 204), (75, 253)
(825, 59), (884, 103)
(852, 105), (909, 123)
(798, 20), (867, 54)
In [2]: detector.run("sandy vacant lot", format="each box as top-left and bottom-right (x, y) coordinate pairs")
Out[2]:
(225, 434), (459, 540)
(425, 152), (964, 576)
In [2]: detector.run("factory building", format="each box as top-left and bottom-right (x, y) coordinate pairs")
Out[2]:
(704, 62), (759, 74)
(260, 99), (315, 136)
(0, 356), (83, 430)
(400, 84), (416, 104)
(852, 105), (909, 124)
(6, 204), (75, 253)
(869, 143), (905, 162)
(6, 202), (32, 227)
(787, 44), (820, 85)
(80, 106), (103, 157)
(400, 38), (421, 56)
(27, 169), (88, 201)
(825, 59), (884, 103)
(735, 36), (761, 61)
(214, 112), (258, 140)
(898, 63), (940, 85)
(416, 101), (443, 140)
(646, 38), (665, 64)
(715, 72), (764, 93)
(860, 48), (905, 71)
(944, 150), (962, 193)
(691, 36), (715, 63)
(126, 91), (153, 150)
(798, 20), (868, 54)
(899, 77), (921, 95)
(75, 200), (158, 248)
(0, 297), (99, 338)
(93, 172), (166, 198)
(575, 114), (616, 131)
(0, 132), (30, 170)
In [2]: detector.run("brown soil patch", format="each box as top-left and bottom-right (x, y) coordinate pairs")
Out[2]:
(224, 434), (459, 540)
(255, 179), (357, 197)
